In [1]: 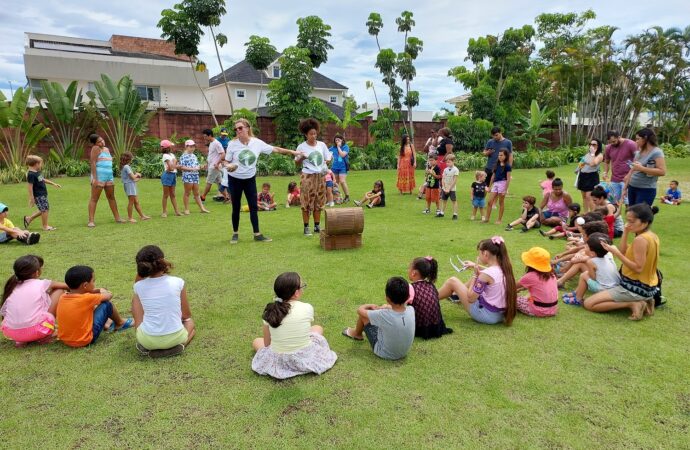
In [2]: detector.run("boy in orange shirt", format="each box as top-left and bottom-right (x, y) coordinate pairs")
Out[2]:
(56, 266), (132, 347)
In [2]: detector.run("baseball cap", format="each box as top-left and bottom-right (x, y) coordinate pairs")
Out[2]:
(220, 128), (229, 136)
(185, 139), (195, 146)
(0, 202), (8, 213)
(160, 139), (174, 148)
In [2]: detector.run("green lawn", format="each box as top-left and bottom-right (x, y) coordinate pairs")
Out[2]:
(1, 160), (688, 448)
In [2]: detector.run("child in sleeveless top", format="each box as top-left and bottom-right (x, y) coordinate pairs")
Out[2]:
(1, 255), (67, 346)
(517, 247), (559, 317)
(120, 152), (150, 222)
(251, 272), (337, 379)
(160, 139), (181, 217)
(408, 256), (453, 338)
(438, 236), (517, 325)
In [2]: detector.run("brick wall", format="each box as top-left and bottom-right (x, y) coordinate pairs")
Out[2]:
(110, 35), (190, 62)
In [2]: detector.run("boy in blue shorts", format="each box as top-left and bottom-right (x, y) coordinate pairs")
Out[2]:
(470, 170), (488, 221)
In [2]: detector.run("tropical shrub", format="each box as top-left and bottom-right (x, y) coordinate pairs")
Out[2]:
(214, 108), (260, 139)
(0, 88), (51, 170)
(445, 115), (493, 152)
(660, 143), (690, 159)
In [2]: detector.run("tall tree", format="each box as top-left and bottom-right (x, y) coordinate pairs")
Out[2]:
(366, 13), (383, 51)
(244, 35), (277, 110)
(182, 0), (234, 114)
(296, 16), (334, 68)
(158, 5), (218, 125)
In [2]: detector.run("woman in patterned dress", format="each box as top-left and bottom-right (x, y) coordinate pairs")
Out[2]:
(396, 135), (416, 194)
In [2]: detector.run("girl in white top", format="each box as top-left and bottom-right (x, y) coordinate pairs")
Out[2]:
(160, 140), (181, 217)
(132, 245), (195, 357)
(295, 118), (332, 236)
(251, 272), (337, 379)
(222, 119), (300, 243)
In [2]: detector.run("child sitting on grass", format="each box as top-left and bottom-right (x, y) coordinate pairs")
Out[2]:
(354, 180), (386, 208)
(660, 180), (682, 205)
(553, 219), (610, 285)
(257, 182), (277, 211)
(132, 245), (195, 358)
(505, 196), (540, 233)
(516, 247), (558, 317)
(286, 181), (301, 208)
(24, 155), (61, 231)
(540, 203), (581, 240)
(562, 233), (621, 305)
(0, 202), (40, 245)
(57, 266), (132, 347)
(1, 255), (67, 347)
(407, 256), (453, 338)
(252, 272), (337, 378)
(342, 276), (415, 360)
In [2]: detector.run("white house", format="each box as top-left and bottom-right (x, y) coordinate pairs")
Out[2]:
(206, 54), (348, 116)
(358, 102), (435, 122)
(23, 32), (210, 111)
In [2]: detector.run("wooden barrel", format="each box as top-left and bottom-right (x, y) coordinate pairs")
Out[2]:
(324, 207), (364, 235)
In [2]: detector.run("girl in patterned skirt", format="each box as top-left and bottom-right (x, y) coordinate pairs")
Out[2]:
(179, 140), (210, 215)
(408, 256), (453, 339)
(251, 272), (337, 379)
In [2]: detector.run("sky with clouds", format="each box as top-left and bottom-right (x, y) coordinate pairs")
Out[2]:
(1, 0), (689, 111)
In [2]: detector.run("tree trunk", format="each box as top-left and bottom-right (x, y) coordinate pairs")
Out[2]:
(190, 61), (218, 127)
(257, 71), (264, 111)
(209, 26), (234, 115)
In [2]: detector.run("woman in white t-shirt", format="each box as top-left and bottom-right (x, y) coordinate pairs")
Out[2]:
(295, 119), (332, 236)
(251, 272), (337, 379)
(222, 119), (300, 244)
(132, 245), (195, 357)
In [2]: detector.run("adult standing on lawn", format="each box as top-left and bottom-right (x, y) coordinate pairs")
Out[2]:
(87, 133), (124, 227)
(603, 130), (637, 205)
(200, 129), (225, 202)
(483, 127), (513, 182)
(624, 128), (666, 207)
(396, 134), (416, 194)
(583, 203), (660, 321)
(296, 119), (332, 237)
(577, 138), (604, 212)
(328, 134), (350, 203)
(423, 129), (438, 154)
(223, 119), (300, 244)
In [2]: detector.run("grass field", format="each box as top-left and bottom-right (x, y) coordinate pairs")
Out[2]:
(1, 160), (689, 449)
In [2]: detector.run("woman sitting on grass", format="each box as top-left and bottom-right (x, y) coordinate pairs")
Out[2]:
(251, 272), (337, 379)
(583, 203), (660, 321)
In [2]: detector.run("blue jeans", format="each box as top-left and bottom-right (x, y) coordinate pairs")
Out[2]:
(91, 301), (113, 344)
(627, 185), (656, 206)
(609, 181), (626, 205)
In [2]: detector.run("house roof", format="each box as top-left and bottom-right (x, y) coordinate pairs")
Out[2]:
(255, 98), (346, 120)
(445, 93), (471, 104)
(209, 56), (348, 90)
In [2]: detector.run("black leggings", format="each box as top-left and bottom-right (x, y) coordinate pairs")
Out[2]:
(228, 175), (259, 233)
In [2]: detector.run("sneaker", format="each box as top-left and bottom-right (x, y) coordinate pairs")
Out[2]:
(367, 204), (373, 208)
(539, 229), (547, 237)
(481, 216), (486, 221)
(449, 294), (460, 304)
(452, 214), (458, 221)
(354, 200), (362, 206)
(422, 209), (430, 214)
(148, 344), (185, 358)
(505, 225), (513, 231)
(136, 342), (150, 356)
(254, 234), (272, 242)
(213, 195), (225, 202)
(436, 211), (444, 217)
(314, 225), (321, 233)
(343, 196), (350, 203)
(304, 226), (312, 236)
(28, 233), (41, 245)
(520, 226), (529, 233)
(230, 233), (239, 244)
(470, 216), (475, 221)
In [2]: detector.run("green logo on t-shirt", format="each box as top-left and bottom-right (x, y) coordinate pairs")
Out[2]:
(308, 151), (323, 166)
(238, 149), (256, 166)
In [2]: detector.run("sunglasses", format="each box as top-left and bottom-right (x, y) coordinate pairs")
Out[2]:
(234, 126), (246, 131)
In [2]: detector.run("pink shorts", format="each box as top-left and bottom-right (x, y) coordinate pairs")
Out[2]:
(491, 180), (507, 194)
(2, 314), (55, 343)
(517, 295), (558, 317)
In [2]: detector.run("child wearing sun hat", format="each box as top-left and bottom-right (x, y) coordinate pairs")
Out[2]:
(516, 247), (559, 317)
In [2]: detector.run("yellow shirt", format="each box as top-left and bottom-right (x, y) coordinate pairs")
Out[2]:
(264, 301), (313, 353)
(622, 231), (659, 286)
(1, 218), (15, 229)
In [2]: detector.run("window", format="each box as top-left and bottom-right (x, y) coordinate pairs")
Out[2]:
(330, 95), (338, 103)
(272, 65), (281, 78)
(135, 85), (160, 102)
(28, 78), (46, 97)
(235, 89), (246, 99)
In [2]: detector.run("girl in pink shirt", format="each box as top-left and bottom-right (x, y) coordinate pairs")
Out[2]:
(517, 247), (559, 317)
(1, 255), (67, 346)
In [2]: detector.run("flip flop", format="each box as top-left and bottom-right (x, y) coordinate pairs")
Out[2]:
(87, 222), (95, 228)
(23, 216), (30, 229)
(43, 226), (57, 231)
(342, 327), (363, 341)
(115, 318), (134, 332)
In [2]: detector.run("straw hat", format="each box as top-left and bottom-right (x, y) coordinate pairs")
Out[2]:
(521, 247), (552, 273)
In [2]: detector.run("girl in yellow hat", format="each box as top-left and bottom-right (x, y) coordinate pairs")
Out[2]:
(516, 247), (559, 317)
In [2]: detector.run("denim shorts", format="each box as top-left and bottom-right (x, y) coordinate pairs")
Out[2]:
(472, 197), (486, 208)
(161, 172), (177, 187)
(91, 301), (113, 344)
(363, 323), (379, 349)
(332, 168), (347, 176)
(326, 180), (334, 188)
(469, 301), (505, 324)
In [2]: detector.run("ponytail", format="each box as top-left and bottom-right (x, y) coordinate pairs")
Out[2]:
(2, 255), (44, 306)
(135, 245), (172, 278)
(411, 256), (438, 283)
(262, 272), (301, 328)
(477, 237), (516, 326)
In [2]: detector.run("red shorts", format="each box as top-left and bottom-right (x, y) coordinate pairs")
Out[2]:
(425, 188), (440, 202)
